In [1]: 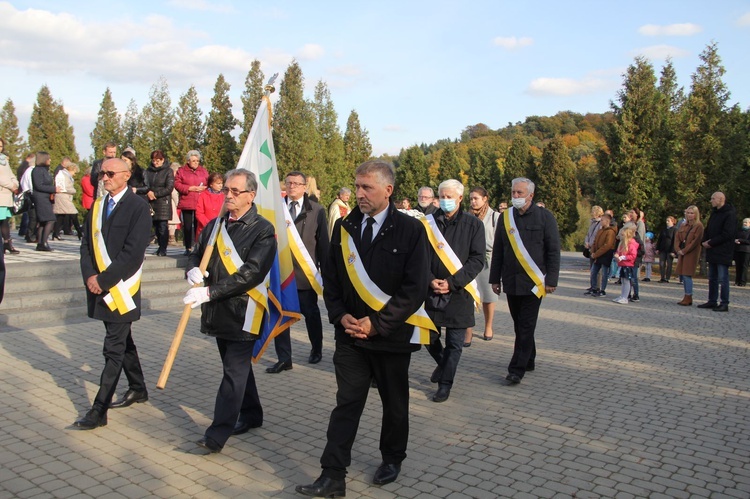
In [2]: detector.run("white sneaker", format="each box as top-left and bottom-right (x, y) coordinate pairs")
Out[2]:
(612, 297), (629, 304)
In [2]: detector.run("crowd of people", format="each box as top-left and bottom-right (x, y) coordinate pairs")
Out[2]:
(584, 195), (747, 311)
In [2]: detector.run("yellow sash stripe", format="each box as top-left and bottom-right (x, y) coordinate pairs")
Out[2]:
(503, 208), (546, 298)
(340, 226), (436, 344)
(284, 203), (324, 295)
(216, 224), (268, 333)
(90, 195), (143, 314)
(421, 216), (481, 304)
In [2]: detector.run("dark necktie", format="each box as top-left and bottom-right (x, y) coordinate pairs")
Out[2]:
(361, 217), (375, 253)
(289, 200), (298, 220)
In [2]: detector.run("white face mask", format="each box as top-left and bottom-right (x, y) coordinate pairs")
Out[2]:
(511, 197), (527, 210)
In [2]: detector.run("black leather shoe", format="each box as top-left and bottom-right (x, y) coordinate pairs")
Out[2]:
(430, 366), (443, 384)
(373, 462), (401, 485)
(697, 302), (718, 309)
(109, 389), (148, 409)
(526, 364), (535, 372)
(712, 304), (729, 312)
(433, 386), (450, 403)
(308, 351), (322, 364)
(500, 373), (522, 386)
(196, 436), (222, 453)
(266, 360), (292, 373)
(73, 408), (107, 430)
(296, 476), (346, 497)
(232, 420), (262, 435)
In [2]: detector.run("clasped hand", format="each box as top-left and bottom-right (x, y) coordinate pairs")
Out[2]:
(341, 314), (373, 340)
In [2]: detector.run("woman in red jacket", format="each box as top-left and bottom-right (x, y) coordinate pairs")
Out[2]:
(81, 168), (95, 210)
(174, 150), (209, 255)
(195, 172), (224, 239)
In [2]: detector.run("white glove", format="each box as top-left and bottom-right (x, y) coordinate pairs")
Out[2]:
(187, 267), (209, 285)
(183, 287), (210, 309)
(619, 255), (627, 261)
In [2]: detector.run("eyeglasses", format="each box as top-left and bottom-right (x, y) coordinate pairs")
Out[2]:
(98, 170), (127, 179)
(285, 181), (306, 187)
(221, 187), (252, 196)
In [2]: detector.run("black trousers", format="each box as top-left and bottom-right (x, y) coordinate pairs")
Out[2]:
(321, 343), (411, 480)
(659, 252), (675, 281)
(93, 321), (146, 410)
(205, 338), (262, 447)
(181, 210), (196, 249)
(426, 327), (465, 388)
(272, 288), (323, 362)
(735, 252), (750, 285)
(506, 294), (542, 378)
(153, 220), (169, 253)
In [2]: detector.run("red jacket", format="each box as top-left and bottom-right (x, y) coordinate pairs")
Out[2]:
(195, 189), (225, 238)
(81, 174), (95, 209)
(174, 164), (209, 210)
(615, 240), (639, 267)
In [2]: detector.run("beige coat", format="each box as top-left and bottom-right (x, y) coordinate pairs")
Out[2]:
(53, 170), (78, 215)
(674, 221), (704, 276)
(0, 153), (19, 208)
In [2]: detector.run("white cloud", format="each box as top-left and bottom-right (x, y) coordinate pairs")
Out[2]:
(527, 76), (616, 97)
(166, 0), (234, 13)
(297, 44), (325, 61)
(630, 44), (690, 60)
(738, 12), (750, 26)
(638, 23), (702, 36)
(492, 36), (533, 50)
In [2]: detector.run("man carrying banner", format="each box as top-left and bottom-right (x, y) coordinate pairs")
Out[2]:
(296, 160), (431, 497)
(266, 170), (329, 373)
(74, 158), (152, 430)
(489, 177), (560, 385)
(424, 179), (485, 403)
(182, 169), (277, 453)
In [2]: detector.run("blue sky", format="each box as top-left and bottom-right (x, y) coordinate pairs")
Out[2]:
(2, 0), (749, 161)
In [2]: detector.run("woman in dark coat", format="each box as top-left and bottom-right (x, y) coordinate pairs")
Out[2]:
(734, 217), (750, 286)
(122, 150), (149, 204)
(31, 151), (59, 251)
(144, 150), (174, 256)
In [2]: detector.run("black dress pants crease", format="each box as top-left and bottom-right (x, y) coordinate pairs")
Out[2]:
(93, 321), (145, 410)
(273, 288), (323, 362)
(506, 294), (542, 379)
(206, 338), (262, 447)
(426, 327), (465, 387)
(320, 343), (411, 480)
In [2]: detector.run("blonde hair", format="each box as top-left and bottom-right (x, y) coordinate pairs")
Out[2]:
(591, 205), (603, 218)
(306, 176), (320, 199)
(686, 205), (701, 223)
(619, 227), (636, 253)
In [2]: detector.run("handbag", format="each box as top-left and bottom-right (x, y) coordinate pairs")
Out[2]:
(582, 247), (591, 258)
(11, 191), (32, 215)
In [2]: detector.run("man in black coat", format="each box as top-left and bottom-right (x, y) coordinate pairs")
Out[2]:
(489, 177), (560, 385)
(656, 216), (677, 283)
(424, 179), (484, 403)
(698, 191), (737, 312)
(267, 170), (329, 373)
(75, 158), (152, 430)
(183, 169), (277, 453)
(297, 160), (430, 497)
(415, 186), (438, 216)
(89, 142), (118, 198)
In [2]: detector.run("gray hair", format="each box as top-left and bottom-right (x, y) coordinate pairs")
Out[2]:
(225, 168), (257, 192)
(512, 177), (535, 194)
(186, 150), (201, 162)
(338, 187), (351, 196)
(438, 179), (464, 196)
(418, 186), (434, 198)
(743, 218), (750, 224)
(355, 160), (395, 186)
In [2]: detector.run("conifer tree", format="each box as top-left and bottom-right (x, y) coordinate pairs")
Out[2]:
(122, 99), (140, 153)
(240, 59), (265, 146)
(395, 145), (429, 201)
(343, 109), (372, 169)
(0, 99), (27, 167)
(503, 136), (534, 196)
(134, 76), (173, 161)
(537, 137), (578, 238)
(203, 74), (238, 172)
(437, 143), (463, 182)
(90, 88), (121, 156)
(274, 60), (317, 177)
(169, 85), (204, 166)
(466, 139), (503, 205)
(653, 58), (684, 221)
(312, 80), (345, 206)
(28, 85), (78, 163)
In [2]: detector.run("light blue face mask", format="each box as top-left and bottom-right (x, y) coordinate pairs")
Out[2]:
(439, 199), (456, 213)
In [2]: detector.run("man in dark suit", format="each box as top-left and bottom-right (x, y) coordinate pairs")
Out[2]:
(296, 160), (430, 497)
(74, 158), (152, 430)
(89, 141), (118, 198)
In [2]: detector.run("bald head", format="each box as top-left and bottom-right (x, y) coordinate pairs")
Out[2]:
(710, 192), (726, 209)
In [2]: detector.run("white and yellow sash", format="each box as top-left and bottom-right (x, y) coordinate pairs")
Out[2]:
(421, 214), (481, 304)
(504, 207), (546, 298)
(90, 195), (143, 315)
(341, 226), (436, 344)
(215, 222), (269, 333)
(284, 201), (323, 295)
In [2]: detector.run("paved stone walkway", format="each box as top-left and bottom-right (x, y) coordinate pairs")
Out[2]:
(1, 252), (749, 498)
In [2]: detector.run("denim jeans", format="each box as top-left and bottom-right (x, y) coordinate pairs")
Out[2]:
(707, 263), (730, 305)
(590, 262), (610, 292)
(682, 275), (693, 295)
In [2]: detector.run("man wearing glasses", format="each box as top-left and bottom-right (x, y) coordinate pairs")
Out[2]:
(267, 171), (329, 373)
(415, 186), (438, 216)
(74, 158), (152, 430)
(182, 169), (277, 453)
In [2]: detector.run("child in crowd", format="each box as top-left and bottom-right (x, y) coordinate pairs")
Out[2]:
(612, 227), (639, 304)
(642, 232), (655, 282)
